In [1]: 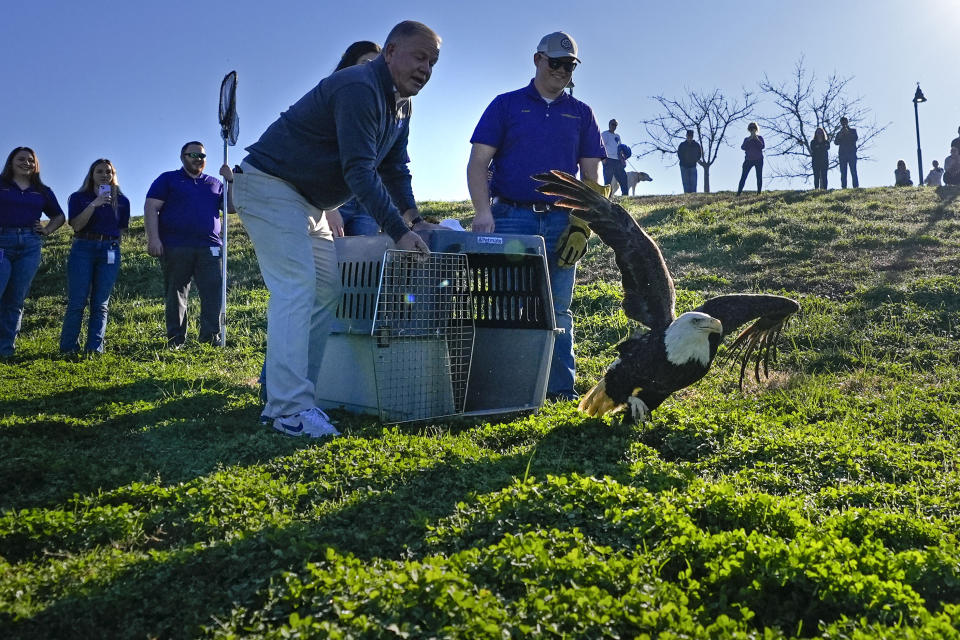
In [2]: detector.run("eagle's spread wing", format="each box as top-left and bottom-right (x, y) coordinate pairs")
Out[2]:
(695, 294), (800, 387)
(535, 170), (675, 331)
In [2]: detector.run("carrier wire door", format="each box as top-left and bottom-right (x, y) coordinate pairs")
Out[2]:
(371, 250), (475, 423)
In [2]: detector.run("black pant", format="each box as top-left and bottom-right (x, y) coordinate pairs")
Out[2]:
(161, 246), (223, 345)
(812, 162), (828, 189)
(737, 158), (763, 195)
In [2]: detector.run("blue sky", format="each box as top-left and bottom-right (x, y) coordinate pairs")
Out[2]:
(3, 0), (956, 209)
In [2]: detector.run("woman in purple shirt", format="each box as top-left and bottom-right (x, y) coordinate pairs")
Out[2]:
(59, 158), (130, 354)
(0, 147), (65, 356)
(736, 122), (765, 196)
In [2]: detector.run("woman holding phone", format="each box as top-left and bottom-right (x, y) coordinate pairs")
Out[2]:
(59, 158), (130, 354)
(0, 146), (65, 356)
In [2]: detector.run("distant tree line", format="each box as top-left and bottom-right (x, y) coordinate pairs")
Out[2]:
(637, 55), (888, 192)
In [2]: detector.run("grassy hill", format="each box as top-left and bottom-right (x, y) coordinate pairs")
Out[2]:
(2, 187), (960, 638)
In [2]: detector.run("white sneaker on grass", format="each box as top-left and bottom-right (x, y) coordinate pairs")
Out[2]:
(272, 408), (340, 438)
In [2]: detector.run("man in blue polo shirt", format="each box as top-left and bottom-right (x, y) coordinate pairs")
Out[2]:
(144, 141), (227, 348)
(467, 31), (605, 402)
(234, 20), (438, 438)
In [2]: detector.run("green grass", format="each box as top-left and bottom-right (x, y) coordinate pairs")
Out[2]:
(2, 187), (960, 638)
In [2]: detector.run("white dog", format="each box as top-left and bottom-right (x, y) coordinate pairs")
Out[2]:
(611, 170), (653, 196)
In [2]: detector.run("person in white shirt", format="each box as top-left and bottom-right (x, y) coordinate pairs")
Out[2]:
(600, 119), (628, 196)
(925, 160), (944, 187)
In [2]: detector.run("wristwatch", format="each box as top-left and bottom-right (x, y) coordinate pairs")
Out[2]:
(407, 215), (424, 229)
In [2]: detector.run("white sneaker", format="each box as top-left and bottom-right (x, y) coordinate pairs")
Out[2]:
(272, 407), (340, 438)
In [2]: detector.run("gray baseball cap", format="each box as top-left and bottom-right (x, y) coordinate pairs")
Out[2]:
(537, 31), (579, 62)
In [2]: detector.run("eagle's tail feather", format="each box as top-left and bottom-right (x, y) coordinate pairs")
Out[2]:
(578, 379), (620, 416)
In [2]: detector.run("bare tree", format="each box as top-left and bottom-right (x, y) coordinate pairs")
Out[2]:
(757, 56), (887, 180)
(639, 88), (756, 193)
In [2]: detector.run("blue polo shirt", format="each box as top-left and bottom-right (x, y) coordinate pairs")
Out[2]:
(471, 80), (604, 204)
(146, 169), (223, 247)
(0, 180), (64, 227)
(68, 190), (131, 238)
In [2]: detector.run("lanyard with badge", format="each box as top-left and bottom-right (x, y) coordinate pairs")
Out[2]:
(96, 184), (120, 265)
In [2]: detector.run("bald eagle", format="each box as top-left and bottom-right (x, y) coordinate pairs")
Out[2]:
(535, 170), (799, 423)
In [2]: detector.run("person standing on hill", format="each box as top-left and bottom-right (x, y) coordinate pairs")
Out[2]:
(676, 129), (702, 193)
(145, 142), (232, 349)
(467, 30), (605, 402)
(235, 21), (438, 438)
(601, 119), (629, 196)
(59, 159), (130, 354)
(736, 122), (764, 196)
(834, 117), (859, 188)
(0, 146), (65, 357)
(950, 126), (960, 154)
(810, 127), (830, 190)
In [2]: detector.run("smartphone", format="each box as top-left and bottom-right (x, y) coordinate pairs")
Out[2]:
(98, 184), (111, 196)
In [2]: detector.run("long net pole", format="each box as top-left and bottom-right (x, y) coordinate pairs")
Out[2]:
(220, 141), (229, 346)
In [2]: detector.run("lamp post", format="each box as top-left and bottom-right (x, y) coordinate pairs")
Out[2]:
(913, 84), (926, 186)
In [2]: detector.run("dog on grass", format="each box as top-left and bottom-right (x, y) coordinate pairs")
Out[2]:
(611, 171), (653, 196)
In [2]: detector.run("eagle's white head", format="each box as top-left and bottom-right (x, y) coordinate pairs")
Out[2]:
(664, 311), (723, 366)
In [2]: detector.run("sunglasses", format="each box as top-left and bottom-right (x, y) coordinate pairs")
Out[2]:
(184, 152), (206, 160)
(544, 56), (577, 73)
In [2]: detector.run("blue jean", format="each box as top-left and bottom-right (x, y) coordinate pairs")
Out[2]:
(839, 155), (859, 188)
(60, 238), (121, 353)
(0, 228), (42, 356)
(680, 165), (698, 193)
(491, 201), (576, 397)
(338, 199), (380, 236)
(602, 158), (629, 196)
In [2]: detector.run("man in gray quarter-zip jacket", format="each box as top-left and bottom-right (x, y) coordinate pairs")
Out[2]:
(234, 20), (440, 437)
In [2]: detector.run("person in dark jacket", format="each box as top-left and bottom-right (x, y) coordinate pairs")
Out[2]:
(235, 21), (438, 438)
(736, 122), (764, 195)
(676, 130), (702, 193)
(834, 117), (859, 188)
(810, 127), (830, 190)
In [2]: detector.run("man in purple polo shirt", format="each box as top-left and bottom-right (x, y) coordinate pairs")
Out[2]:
(467, 31), (605, 402)
(144, 141), (228, 348)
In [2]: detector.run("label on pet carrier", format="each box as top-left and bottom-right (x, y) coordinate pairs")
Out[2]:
(476, 236), (504, 245)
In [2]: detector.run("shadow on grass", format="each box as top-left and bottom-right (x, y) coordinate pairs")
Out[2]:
(0, 378), (281, 511)
(3, 415), (641, 640)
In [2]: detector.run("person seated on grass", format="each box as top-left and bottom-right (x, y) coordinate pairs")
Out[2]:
(925, 160), (944, 187)
(944, 147), (960, 186)
(894, 160), (913, 187)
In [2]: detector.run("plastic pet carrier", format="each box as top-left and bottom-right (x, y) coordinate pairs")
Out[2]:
(315, 229), (557, 422)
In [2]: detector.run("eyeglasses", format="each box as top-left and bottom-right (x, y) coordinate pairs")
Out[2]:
(184, 152), (206, 160)
(544, 56), (577, 73)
